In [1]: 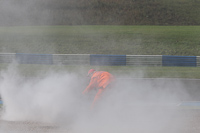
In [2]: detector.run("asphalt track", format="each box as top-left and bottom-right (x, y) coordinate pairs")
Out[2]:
(118, 78), (200, 101)
(0, 78), (200, 133)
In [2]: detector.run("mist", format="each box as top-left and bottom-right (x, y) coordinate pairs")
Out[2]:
(0, 0), (50, 26)
(0, 1), (197, 132)
(0, 63), (195, 133)
(0, 0), (85, 26)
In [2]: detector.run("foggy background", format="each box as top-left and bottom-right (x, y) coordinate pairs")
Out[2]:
(0, 0), (200, 132)
(0, 63), (199, 132)
(1, 0), (200, 26)
(0, 0), (49, 26)
(0, 0), (90, 26)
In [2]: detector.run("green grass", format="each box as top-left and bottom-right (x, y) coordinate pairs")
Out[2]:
(0, 25), (200, 79)
(0, 25), (200, 55)
(1, 64), (200, 79)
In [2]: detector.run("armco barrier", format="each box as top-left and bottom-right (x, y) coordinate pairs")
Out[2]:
(162, 55), (196, 67)
(0, 53), (199, 67)
(53, 54), (90, 65)
(126, 55), (162, 66)
(90, 54), (126, 66)
(196, 56), (200, 67)
(16, 53), (53, 64)
(0, 53), (16, 63)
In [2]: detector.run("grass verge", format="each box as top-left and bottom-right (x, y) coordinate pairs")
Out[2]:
(0, 64), (200, 79)
(0, 25), (200, 55)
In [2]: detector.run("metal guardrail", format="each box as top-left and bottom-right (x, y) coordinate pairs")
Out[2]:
(90, 54), (126, 66)
(126, 55), (162, 66)
(16, 53), (53, 65)
(196, 56), (200, 67)
(162, 55), (196, 67)
(0, 53), (15, 63)
(0, 53), (199, 66)
(53, 54), (90, 65)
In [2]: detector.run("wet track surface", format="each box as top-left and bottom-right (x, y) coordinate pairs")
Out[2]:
(117, 78), (200, 101)
(0, 109), (200, 133)
(0, 120), (61, 132)
(0, 78), (200, 133)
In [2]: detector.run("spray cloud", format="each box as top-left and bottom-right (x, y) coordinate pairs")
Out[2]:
(0, 63), (195, 133)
